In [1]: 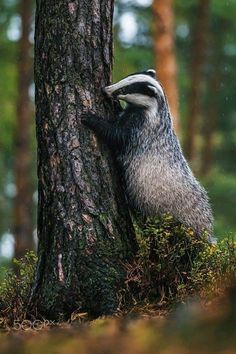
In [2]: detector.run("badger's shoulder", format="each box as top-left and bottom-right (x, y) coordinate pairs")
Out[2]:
(116, 107), (147, 137)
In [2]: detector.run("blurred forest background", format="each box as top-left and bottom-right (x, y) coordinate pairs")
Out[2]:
(0, 0), (236, 266)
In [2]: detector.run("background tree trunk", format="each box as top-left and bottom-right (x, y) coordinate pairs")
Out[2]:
(200, 76), (217, 176)
(29, 0), (136, 319)
(200, 42), (220, 176)
(152, 0), (180, 135)
(184, 0), (210, 163)
(13, 0), (34, 259)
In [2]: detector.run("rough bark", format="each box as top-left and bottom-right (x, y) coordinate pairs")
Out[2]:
(30, 0), (136, 319)
(152, 0), (179, 135)
(13, 0), (34, 259)
(184, 0), (210, 162)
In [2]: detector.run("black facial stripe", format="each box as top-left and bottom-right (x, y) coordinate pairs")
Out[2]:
(115, 82), (157, 98)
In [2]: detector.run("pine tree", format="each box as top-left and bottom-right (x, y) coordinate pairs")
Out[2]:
(29, 0), (136, 319)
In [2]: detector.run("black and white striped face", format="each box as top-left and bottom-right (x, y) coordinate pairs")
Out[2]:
(104, 69), (164, 108)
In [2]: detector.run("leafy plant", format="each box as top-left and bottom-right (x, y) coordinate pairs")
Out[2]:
(124, 215), (236, 307)
(0, 251), (37, 328)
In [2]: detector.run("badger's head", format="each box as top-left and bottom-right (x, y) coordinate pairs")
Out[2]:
(103, 69), (164, 109)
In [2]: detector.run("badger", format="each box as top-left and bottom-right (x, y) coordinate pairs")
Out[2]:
(82, 69), (214, 242)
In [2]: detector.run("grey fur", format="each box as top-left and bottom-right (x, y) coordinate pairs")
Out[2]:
(83, 70), (214, 242)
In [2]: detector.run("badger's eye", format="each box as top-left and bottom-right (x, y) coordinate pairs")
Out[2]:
(147, 85), (158, 97)
(116, 88), (125, 96)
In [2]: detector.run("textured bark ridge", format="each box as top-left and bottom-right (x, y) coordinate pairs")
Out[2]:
(31, 0), (136, 319)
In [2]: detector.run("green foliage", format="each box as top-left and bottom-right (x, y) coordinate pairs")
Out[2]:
(125, 215), (236, 306)
(0, 0), (37, 239)
(190, 238), (236, 296)
(0, 224), (235, 329)
(0, 251), (37, 327)
(203, 172), (236, 237)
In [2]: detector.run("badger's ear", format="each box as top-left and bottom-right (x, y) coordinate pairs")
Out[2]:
(148, 85), (158, 97)
(146, 69), (156, 78)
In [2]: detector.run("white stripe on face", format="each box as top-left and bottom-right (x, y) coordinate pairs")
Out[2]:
(104, 74), (164, 97)
(117, 93), (156, 108)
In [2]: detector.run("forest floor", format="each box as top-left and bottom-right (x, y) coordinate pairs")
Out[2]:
(0, 289), (236, 354)
(1, 171), (236, 354)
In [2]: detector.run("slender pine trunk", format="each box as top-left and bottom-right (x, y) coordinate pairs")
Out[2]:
(200, 88), (216, 176)
(200, 59), (220, 176)
(13, 0), (34, 259)
(152, 0), (180, 135)
(184, 0), (210, 162)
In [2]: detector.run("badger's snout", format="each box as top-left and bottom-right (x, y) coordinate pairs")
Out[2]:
(102, 85), (114, 97)
(102, 86), (108, 95)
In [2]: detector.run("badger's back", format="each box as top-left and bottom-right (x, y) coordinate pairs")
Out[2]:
(117, 114), (213, 238)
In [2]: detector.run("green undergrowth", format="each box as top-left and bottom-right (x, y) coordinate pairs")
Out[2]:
(0, 216), (235, 329)
(0, 251), (37, 328)
(124, 215), (236, 308)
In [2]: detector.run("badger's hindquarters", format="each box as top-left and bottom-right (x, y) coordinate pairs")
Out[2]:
(122, 152), (214, 241)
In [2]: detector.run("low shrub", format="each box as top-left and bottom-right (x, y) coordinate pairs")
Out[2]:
(0, 251), (37, 328)
(0, 218), (235, 327)
(124, 215), (236, 307)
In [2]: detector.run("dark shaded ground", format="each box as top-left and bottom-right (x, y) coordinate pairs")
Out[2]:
(0, 286), (236, 354)
(1, 227), (235, 354)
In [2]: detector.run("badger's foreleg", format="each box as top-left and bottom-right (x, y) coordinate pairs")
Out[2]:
(82, 113), (125, 149)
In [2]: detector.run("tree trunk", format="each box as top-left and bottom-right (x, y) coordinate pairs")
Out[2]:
(13, 0), (34, 259)
(200, 89), (216, 176)
(184, 0), (210, 162)
(152, 0), (180, 135)
(29, 0), (136, 320)
(200, 60), (220, 176)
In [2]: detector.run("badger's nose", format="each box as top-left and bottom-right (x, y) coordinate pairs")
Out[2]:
(101, 86), (106, 94)
(102, 86), (111, 97)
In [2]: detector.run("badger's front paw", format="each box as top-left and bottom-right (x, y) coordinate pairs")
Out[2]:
(81, 113), (98, 127)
